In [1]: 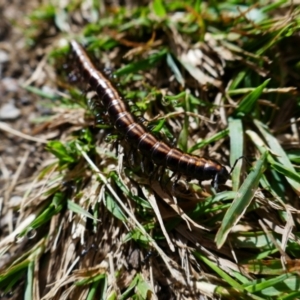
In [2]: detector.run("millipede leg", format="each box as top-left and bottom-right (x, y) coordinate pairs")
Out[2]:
(140, 153), (153, 173)
(157, 167), (175, 193)
(114, 139), (120, 157)
(171, 173), (181, 194)
(122, 143), (139, 169)
(142, 250), (154, 265)
(102, 67), (115, 78)
(148, 165), (158, 185)
(136, 116), (147, 125)
(147, 164), (163, 187)
(212, 173), (219, 190)
(81, 243), (98, 256)
(157, 165), (166, 182)
(140, 157), (145, 173)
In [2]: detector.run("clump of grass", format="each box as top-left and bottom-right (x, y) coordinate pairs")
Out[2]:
(1, 1), (300, 299)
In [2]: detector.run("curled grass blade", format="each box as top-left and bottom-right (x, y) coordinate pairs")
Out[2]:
(216, 151), (268, 248)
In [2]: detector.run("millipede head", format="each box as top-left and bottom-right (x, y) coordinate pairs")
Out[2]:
(212, 166), (229, 190)
(218, 166), (230, 184)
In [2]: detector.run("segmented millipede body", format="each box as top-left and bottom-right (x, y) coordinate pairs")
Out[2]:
(70, 40), (229, 189)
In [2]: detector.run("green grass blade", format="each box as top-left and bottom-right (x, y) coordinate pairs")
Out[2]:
(22, 85), (58, 100)
(111, 172), (152, 209)
(119, 274), (139, 300)
(235, 79), (270, 116)
(193, 252), (244, 290)
(270, 161), (300, 183)
(24, 261), (34, 300)
(177, 93), (190, 152)
(245, 273), (295, 295)
(280, 291), (300, 300)
(166, 53), (185, 86)
(135, 275), (153, 298)
(67, 200), (98, 221)
(188, 129), (229, 153)
(243, 259), (291, 275)
(152, 0), (166, 17)
(254, 119), (300, 195)
(228, 117), (244, 191)
(104, 193), (126, 222)
(194, 252), (266, 299)
(115, 49), (168, 76)
(216, 152), (268, 248)
(76, 274), (106, 286)
(233, 231), (276, 250)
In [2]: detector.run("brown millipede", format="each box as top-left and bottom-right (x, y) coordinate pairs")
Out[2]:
(70, 40), (229, 189)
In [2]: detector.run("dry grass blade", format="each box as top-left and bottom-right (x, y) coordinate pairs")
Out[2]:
(140, 186), (175, 252)
(0, 122), (47, 144)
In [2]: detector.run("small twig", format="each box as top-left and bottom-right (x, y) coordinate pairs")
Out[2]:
(0, 121), (48, 144)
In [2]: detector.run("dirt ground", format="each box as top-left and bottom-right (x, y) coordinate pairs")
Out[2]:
(0, 0), (51, 212)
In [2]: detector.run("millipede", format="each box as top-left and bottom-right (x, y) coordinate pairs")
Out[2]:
(70, 40), (230, 189)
